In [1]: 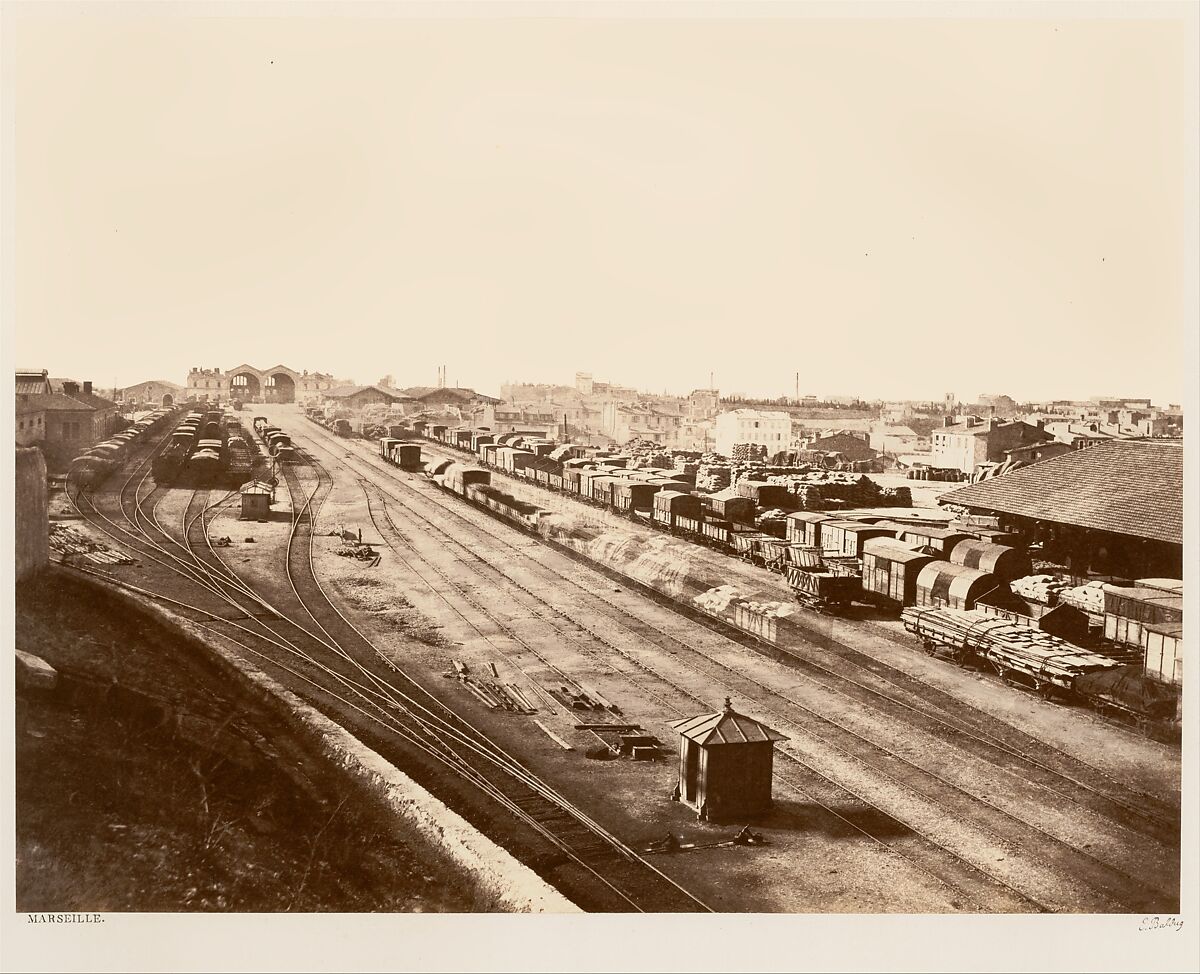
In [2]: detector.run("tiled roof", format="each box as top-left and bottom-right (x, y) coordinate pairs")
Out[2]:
(16, 393), (94, 413)
(670, 704), (788, 746)
(326, 384), (411, 400)
(68, 390), (118, 410)
(939, 440), (1183, 545)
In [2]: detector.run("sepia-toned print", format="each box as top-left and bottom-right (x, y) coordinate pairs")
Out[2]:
(5, 3), (1194, 972)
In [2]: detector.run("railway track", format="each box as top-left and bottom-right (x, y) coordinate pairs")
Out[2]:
(64, 437), (714, 912)
(293, 419), (1179, 913)
(415, 437), (1181, 827)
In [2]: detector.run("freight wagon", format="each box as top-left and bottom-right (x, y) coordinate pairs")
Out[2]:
(785, 565), (861, 612)
(786, 511), (834, 547)
(889, 525), (975, 557)
(948, 539), (1032, 582)
(1102, 586), (1184, 652)
(914, 561), (1000, 610)
(860, 539), (936, 610)
(653, 490), (703, 529)
(820, 520), (894, 559)
(902, 606), (1119, 700)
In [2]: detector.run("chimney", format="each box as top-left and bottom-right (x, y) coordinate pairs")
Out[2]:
(63, 380), (79, 396)
(965, 416), (978, 428)
(1036, 419), (1045, 430)
(989, 417), (1001, 430)
(83, 381), (92, 395)
(943, 416), (954, 427)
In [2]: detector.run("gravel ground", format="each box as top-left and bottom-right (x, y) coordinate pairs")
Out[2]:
(264, 407), (1180, 914)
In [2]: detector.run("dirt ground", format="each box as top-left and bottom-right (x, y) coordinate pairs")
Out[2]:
(15, 570), (493, 913)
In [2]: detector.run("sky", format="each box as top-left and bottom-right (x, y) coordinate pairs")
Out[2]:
(5, 4), (1192, 405)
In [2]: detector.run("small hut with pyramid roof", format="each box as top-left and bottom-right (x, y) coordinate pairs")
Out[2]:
(670, 698), (788, 821)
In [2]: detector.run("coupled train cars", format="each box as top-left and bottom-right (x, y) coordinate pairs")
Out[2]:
(149, 407), (271, 487)
(379, 421), (1179, 726)
(68, 406), (179, 489)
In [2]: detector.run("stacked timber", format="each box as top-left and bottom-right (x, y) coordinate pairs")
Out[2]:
(901, 606), (1118, 688)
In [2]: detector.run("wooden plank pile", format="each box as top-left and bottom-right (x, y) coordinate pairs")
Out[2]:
(447, 659), (553, 714)
(49, 523), (134, 566)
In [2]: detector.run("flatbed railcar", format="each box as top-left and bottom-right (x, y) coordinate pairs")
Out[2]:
(901, 605), (1120, 701)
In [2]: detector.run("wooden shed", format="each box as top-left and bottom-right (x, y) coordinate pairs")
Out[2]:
(670, 699), (788, 822)
(239, 480), (274, 520)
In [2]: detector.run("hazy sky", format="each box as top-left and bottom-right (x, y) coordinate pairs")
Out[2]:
(7, 5), (1191, 404)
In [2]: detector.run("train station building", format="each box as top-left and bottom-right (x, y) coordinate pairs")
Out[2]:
(186, 365), (345, 404)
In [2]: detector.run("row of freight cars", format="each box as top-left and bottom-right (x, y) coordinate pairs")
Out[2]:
(403, 423), (1024, 614)
(303, 405), (353, 437)
(405, 422), (1183, 689)
(251, 416), (297, 463)
(68, 407), (180, 488)
(152, 409), (263, 487)
(389, 426), (1182, 723)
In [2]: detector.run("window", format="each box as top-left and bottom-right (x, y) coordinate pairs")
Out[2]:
(19, 420), (25, 430)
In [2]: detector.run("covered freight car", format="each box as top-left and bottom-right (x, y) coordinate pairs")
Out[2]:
(860, 538), (936, 609)
(443, 463), (490, 495)
(949, 540), (1032, 581)
(706, 488), (756, 525)
(891, 525), (976, 556)
(1102, 586), (1184, 651)
(785, 511), (834, 547)
(654, 490), (703, 528)
(914, 562), (1000, 610)
(610, 479), (660, 513)
(392, 442), (422, 471)
(820, 520), (895, 559)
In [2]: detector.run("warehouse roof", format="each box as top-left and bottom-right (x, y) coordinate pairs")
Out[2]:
(671, 700), (788, 746)
(325, 384), (413, 401)
(939, 440), (1183, 545)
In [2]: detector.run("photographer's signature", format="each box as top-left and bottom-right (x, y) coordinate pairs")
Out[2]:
(1139, 916), (1183, 933)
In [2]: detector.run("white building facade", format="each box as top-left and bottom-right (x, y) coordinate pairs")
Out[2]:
(714, 409), (791, 456)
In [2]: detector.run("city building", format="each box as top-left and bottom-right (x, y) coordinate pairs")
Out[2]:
(714, 409), (790, 457)
(189, 365), (344, 404)
(802, 430), (878, 463)
(930, 416), (1055, 475)
(478, 404), (560, 438)
(869, 423), (921, 455)
(117, 379), (182, 408)
(604, 401), (685, 446)
(15, 371), (121, 471)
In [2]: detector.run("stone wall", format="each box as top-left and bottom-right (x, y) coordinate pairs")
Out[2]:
(15, 447), (48, 581)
